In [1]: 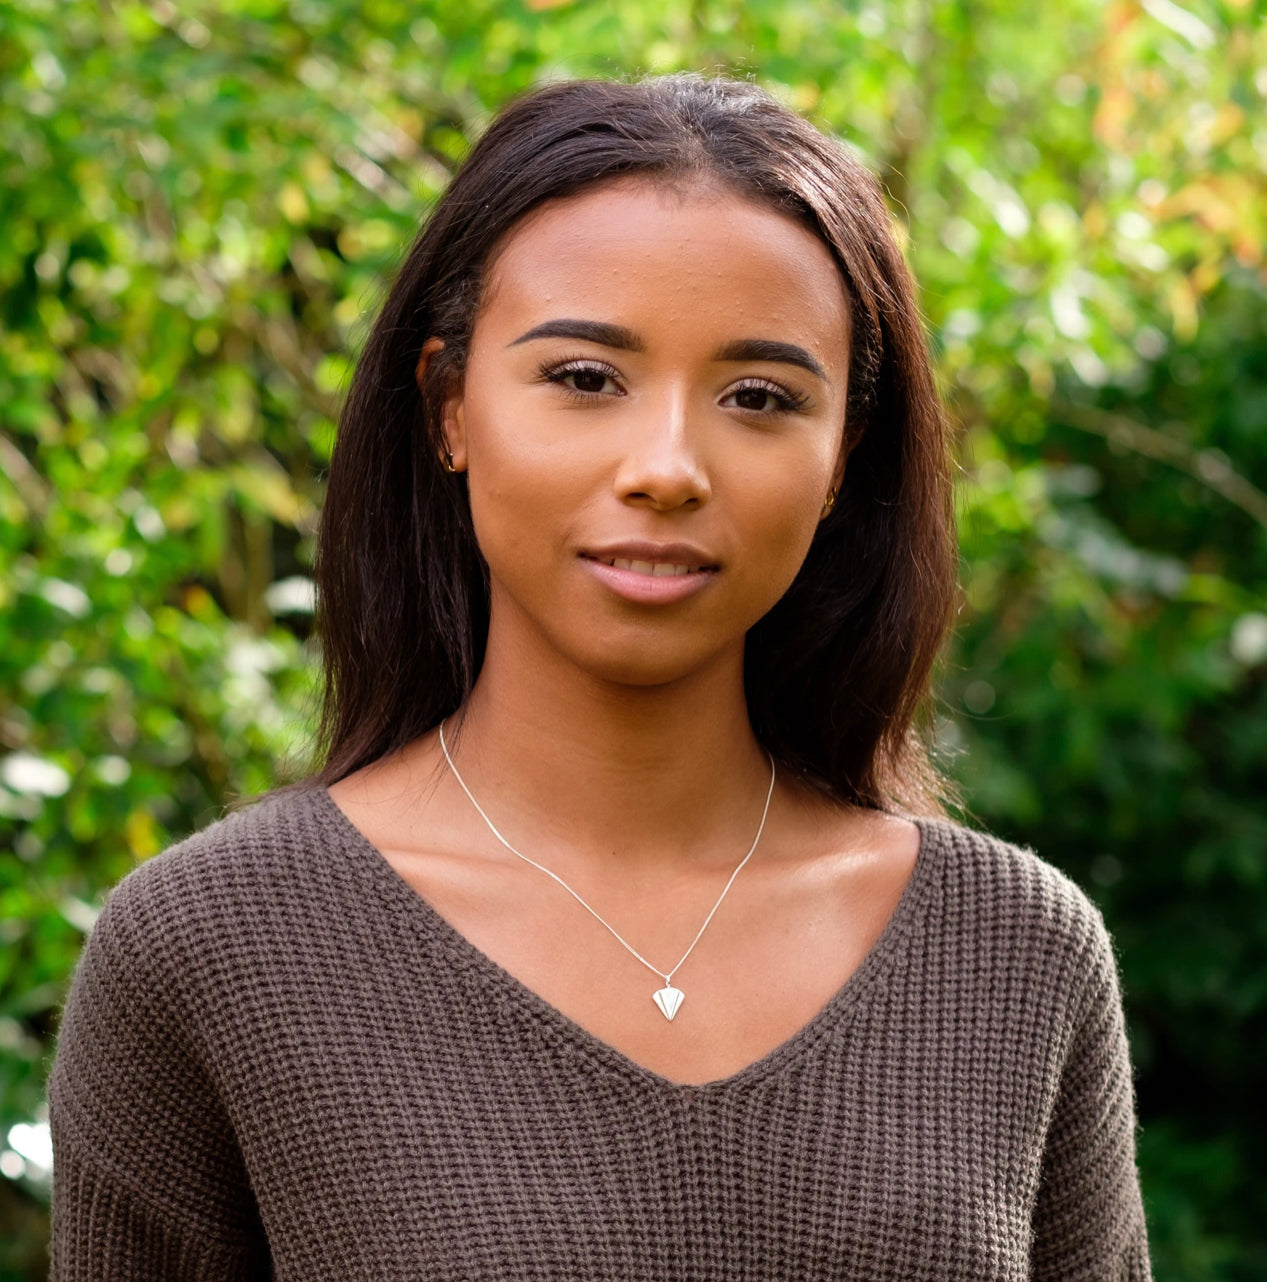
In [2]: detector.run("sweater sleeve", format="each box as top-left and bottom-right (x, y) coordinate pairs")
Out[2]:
(46, 866), (270, 1280)
(1030, 906), (1152, 1282)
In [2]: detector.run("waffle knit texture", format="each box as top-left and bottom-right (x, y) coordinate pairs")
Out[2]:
(47, 787), (1151, 1280)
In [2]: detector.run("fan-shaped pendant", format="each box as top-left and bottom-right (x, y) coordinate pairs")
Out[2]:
(653, 985), (685, 1021)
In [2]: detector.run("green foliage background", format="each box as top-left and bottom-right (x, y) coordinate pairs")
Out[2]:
(2, 0), (1264, 1275)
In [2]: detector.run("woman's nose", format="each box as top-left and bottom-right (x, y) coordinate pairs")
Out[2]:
(613, 392), (712, 512)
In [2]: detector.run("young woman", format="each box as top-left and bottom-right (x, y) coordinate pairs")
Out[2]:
(48, 75), (1151, 1279)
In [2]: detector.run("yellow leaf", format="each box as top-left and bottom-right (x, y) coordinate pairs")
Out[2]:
(125, 808), (160, 860)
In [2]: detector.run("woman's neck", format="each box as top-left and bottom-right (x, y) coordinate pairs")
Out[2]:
(448, 631), (775, 876)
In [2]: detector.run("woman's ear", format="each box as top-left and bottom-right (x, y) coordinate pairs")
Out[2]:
(819, 444), (848, 521)
(830, 448), (847, 496)
(416, 337), (468, 473)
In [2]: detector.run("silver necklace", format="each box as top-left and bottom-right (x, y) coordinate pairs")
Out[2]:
(438, 719), (777, 1022)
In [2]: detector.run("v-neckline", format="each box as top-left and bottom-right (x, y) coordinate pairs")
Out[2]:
(312, 785), (945, 1096)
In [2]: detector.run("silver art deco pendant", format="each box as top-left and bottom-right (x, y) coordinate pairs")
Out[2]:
(653, 985), (685, 1021)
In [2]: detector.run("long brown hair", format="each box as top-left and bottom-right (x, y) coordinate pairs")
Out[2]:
(312, 74), (956, 814)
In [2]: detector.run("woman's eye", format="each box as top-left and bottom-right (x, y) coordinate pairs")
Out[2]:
(724, 382), (807, 414)
(731, 386), (780, 412)
(539, 360), (623, 397)
(564, 367), (617, 395)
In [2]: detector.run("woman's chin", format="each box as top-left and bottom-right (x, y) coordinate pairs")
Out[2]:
(558, 636), (742, 692)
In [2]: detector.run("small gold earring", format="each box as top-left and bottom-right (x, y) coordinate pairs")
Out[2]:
(442, 451), (456, 473)
(821, 487), (837, 516)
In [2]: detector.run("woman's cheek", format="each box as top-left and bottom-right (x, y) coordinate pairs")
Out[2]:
(763, 476), (827, 565)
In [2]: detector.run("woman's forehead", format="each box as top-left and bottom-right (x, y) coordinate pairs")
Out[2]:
(476, 178), (852, 367)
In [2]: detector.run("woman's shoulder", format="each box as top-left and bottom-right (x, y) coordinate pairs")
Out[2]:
(914, 813), (1119, 993)
(113, 783), (331, 885)
(87, 786), (347, 965)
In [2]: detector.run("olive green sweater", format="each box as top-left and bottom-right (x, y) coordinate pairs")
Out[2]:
(47, 788), (1150, 1279)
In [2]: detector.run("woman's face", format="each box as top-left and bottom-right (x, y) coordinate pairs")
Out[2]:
(437, 177), (853, 688)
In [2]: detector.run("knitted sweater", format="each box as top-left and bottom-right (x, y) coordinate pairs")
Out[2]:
(47, 787), (1151, 1280)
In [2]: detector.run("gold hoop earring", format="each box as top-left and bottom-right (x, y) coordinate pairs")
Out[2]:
(441, 451), (456, 473)
(821, 487), (837, 516)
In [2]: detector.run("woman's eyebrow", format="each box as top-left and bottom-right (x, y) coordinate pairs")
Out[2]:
(508, 319), (644, 350)
(713, 338), (826, 381)
(507, 321), (826, 382)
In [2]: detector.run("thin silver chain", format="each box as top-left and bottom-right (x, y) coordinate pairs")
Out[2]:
(438, 719), (777, 987)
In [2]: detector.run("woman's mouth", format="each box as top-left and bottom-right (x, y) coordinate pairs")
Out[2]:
(586, 556), (709, 577)
(578, 552), (720, 603)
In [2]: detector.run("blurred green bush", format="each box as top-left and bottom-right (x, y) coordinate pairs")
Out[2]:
(1, 0), (1264, 1276)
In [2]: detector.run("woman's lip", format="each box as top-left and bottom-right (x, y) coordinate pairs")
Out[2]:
(582, 553), (711, 575)
(581, 542), (718, 568)
(579, 555), (719, 604)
